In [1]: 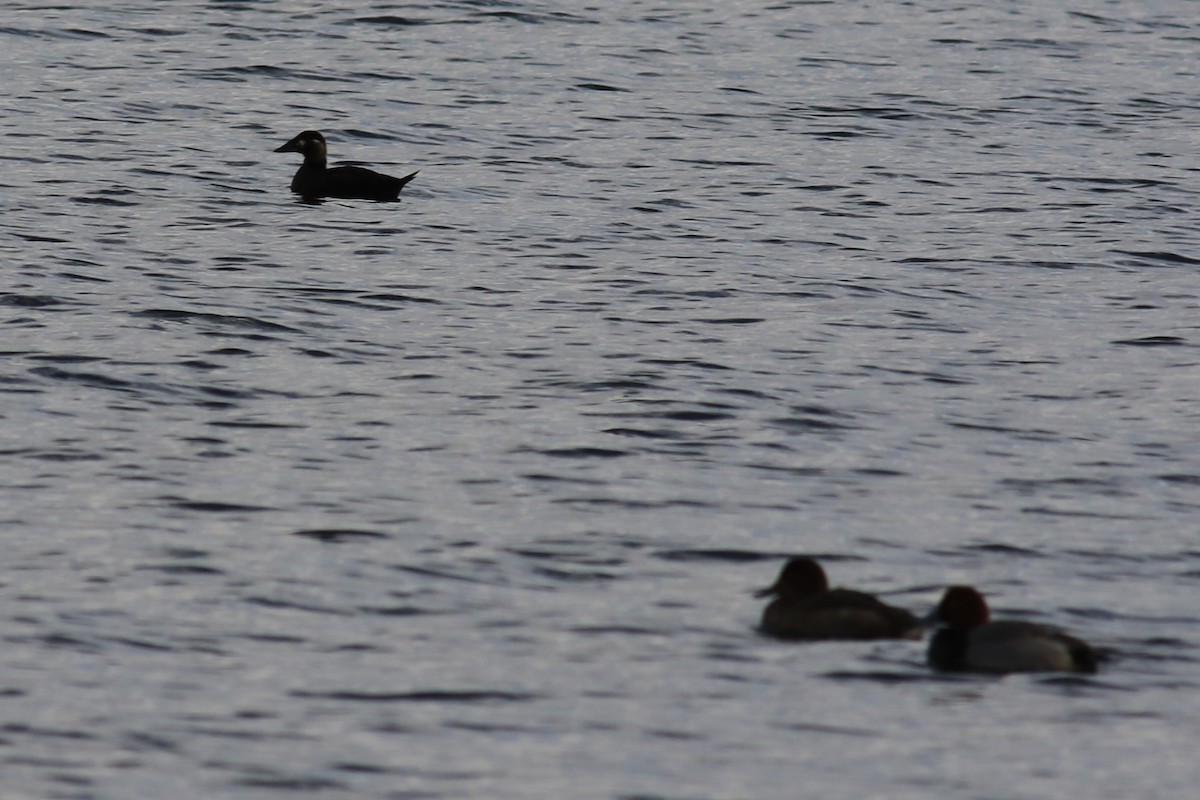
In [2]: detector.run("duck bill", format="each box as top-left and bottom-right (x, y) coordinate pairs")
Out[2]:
(274, 138), (302, 153)
(753, 582), (779, 599)
(918, 608), (942, 627)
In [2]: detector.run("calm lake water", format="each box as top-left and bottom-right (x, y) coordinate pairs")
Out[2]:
(3, 1), (1200, 798)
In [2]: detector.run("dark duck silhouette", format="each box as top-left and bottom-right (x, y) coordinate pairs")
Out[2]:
(755, 557), (922, 641)
(274, 130), (418, 201)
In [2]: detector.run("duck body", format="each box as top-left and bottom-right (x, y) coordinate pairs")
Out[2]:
(925, 586), (1099, 674)
(757, 557), (922, 641)
(275, 131), (418, 201)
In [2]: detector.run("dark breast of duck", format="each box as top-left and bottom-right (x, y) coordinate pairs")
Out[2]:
(275, 130), (418, 202)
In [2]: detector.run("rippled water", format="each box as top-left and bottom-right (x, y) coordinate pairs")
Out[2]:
(3, 1), (1200, 797)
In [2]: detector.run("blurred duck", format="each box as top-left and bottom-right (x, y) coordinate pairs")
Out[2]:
(924, 586), (1099, 674)
(274, 130), (418, 201)
(756, 557), (922, 641)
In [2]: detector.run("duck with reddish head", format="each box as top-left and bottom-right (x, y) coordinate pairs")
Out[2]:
(756, 557), (922, 641)
(924, 586), (1099, 674)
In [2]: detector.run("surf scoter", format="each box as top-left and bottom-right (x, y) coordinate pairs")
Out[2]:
(274, 130), (418, 201)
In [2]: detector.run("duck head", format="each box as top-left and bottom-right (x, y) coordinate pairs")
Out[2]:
(275, 130), (327, 167)
(925, 585), (991, 630)
(755, 557), (830, 600)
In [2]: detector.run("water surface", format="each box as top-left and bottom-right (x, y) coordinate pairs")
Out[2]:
(3, 1), (1199, 798)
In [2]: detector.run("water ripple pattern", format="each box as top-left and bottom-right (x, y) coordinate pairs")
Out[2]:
(2, 1), (1199, 798)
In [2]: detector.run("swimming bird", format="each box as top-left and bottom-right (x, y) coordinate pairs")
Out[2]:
(924, 585), (1099, 674)
(755, 557), (922, 640)
(274, 130), (418, 201)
